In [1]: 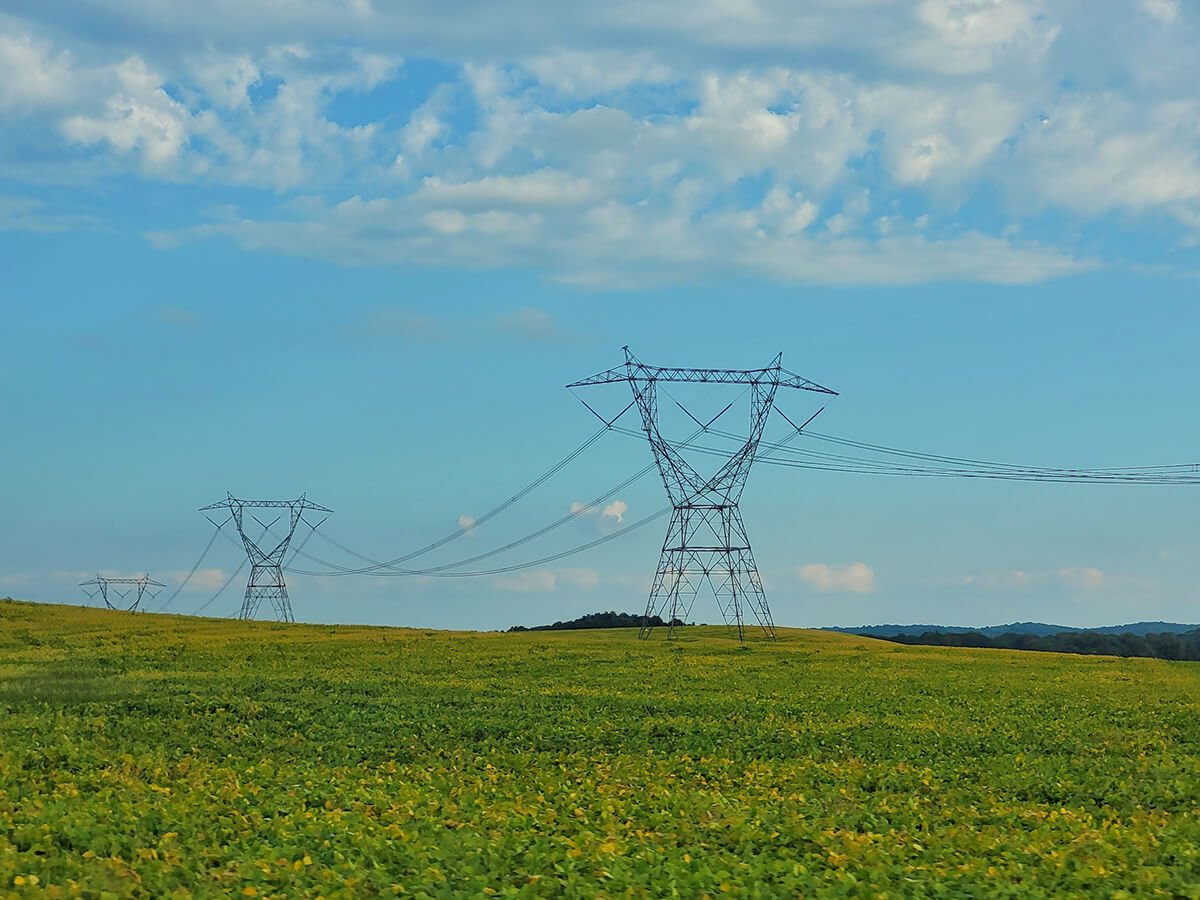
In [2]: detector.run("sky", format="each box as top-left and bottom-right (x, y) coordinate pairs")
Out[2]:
(2, 0), (1200, 632)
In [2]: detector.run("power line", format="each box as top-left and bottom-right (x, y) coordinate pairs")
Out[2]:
(189, 521), (277, 618)
(287, 426), (708, 578)
(152, 522), (225, 613)
(678, 427), (1200, 484)
(285, 424), (611, 576)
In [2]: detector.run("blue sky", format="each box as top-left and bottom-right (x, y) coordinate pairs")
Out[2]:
(3, 0), (1199, 630)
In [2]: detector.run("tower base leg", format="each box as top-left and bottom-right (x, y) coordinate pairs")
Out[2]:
(242, 565), (294, 622)
(639, 506), (775, 642)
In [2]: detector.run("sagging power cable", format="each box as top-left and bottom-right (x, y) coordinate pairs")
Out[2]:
(290, 424), (612, 576)
(687, 426), (1200, 484)
(152, 520), (225, 613)
(286, 423), (703, 579)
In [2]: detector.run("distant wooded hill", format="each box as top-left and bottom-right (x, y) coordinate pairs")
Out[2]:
(828, 621), (1200, 638)
(877, 629), (1200, 662)
(508, 613), (1200, 661)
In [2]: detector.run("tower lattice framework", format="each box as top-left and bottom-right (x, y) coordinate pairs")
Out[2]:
(569, 348), (836, 641)
(80, 574), (165, 612)
(200, 493), (331, 622)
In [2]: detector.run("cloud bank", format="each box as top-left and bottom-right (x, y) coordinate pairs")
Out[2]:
(3, 1), (1198, 283)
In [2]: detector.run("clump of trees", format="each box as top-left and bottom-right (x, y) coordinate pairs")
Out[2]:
(883, 628), (1200, 661)
(508, 611), (687, 632)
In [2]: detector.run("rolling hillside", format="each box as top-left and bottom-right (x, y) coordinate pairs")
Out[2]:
(2, 599), (1199, 895)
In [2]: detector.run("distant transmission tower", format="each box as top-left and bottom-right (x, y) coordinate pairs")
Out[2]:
(569, 348), (836, 641)
(80, 574), (165, 612)
(200, 493), (331, 622)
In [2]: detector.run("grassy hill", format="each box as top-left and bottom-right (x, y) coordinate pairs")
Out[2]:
(2, 599), (1200, 895)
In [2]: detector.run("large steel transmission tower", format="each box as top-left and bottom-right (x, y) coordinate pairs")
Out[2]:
(200, 493), (331, 622)
(80, 574), (165, 612)
(569, 348), (836, 641)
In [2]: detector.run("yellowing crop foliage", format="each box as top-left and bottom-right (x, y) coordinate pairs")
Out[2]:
(2, 598), (1200, 896)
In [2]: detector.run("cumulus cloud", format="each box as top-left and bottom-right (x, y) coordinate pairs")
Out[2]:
(490, 307), (574, 345)
(1140, 0), (1181, 25)
(4, 2), (1198, 279)
(798, 562), (876, 594)
(1057, 567), (1105, 590)
(492, 567), (599, 593)
(160, 568), (228, 592)
(0, 32), (75, 112)
(601, 500), (627, 525)
(492, 569), (557, 593)
(169, 192), (1089, 285)
(570, 498), (629, 532)
(559, 568), (600, 589)
(62, 56), (195, 170)
(0, 196), (97, 233)
(946, 566), (1107, 592)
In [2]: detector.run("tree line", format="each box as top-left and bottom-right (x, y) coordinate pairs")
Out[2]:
(508, 611), (686, 632)
(882, 628), (1200, 661)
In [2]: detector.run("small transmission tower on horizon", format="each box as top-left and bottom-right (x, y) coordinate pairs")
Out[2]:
(80, 574), (165, 612)
(568, 347), (836, 641)
(200, 493), (331, 622)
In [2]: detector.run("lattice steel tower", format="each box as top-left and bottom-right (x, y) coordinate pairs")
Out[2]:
(569, 348), (836, 641)
(200, 493), (331, 622)
(80, 574), (165, 612)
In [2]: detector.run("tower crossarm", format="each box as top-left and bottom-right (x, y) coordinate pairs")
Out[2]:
(569, 347), (836, 643)
(200, 495), (332, 513)
(198, 492), (330, 623)
(79, 576), (165, 587)
(567, 360), (837, 396)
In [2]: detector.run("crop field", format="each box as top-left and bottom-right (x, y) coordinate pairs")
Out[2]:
(2, 600), (1200, 897)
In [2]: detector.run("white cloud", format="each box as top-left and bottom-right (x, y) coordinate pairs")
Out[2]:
(457, 514), (477, 536)
(3, 2), (1198, 279)
(50, 570), (96, 582)
(189, 51), (261, 110)
(0, 196), (97, 233)
(492, 567), (600, 593)
(492, 570), (557, 593)
(601, 500), (627, 524)
(418, 171), (595, 208)
(945, 566), (1107, 592)
(526, 50), (673, 97)
(169, 192), (1089, 285)
(570, 498), (630, 532)
(1015, 96), (1200, 227)
(906, 0), (1059, 76)
(1057, 567), (1105, 590)
(162, 568), (228, 592)
(490, 307), (572, 344)
(1140, 0), (1181, 26)
(402, 96), (447, 158)
(798, 562), (876, 593)
(559, 568), (600, 589)
(62, 57), (195, 169)
(0, 32), (75, 112)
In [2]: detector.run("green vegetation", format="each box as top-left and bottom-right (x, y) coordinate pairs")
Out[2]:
(2, 598), (1200, 897)
(507, 610), (685, 632)
(883, 627), (1200, 661)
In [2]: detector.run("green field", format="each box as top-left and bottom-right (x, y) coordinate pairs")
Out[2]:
(2, 599), (1199, 897)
